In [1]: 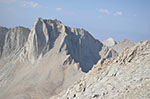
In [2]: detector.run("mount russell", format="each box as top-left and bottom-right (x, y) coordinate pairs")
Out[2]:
(0, 18), (117, 99)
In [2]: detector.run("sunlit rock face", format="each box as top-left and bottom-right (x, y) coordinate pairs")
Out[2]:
(0, 26), (30, 59)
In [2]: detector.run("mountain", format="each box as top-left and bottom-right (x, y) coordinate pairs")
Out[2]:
(0, 26), (30, 59)
(103, 37), (117, 47)
(103, 38), (135, 54)
(0, 18), (117, 99)
(112, 39), (136, 54)
(52, 40), (150, 99)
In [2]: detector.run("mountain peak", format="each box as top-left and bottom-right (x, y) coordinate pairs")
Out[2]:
(112, 39), (136, 54)
(122, 39), (131, 43)
(37, 17), (43, 21)
(35, 17), (62, 26)
(103, 37), (117, 47)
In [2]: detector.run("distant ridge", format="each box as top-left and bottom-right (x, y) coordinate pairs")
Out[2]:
(103, 37), (117, 47)
(112, 39), (136, 54)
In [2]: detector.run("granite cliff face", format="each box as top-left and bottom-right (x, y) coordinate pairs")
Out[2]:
(53, 41), (150, 99)
(0, 18), (117, 99)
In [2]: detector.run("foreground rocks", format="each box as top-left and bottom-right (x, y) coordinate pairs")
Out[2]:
(52, 41), (150, 99)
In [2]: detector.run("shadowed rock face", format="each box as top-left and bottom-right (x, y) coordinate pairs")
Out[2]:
(0, 18), (117, 99)
(60, 26), (103, 72)
(0, 27), (9, 57)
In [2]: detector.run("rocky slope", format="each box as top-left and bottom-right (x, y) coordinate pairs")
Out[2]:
(52, 41), (150, 99)
(0, 18), (117, 99)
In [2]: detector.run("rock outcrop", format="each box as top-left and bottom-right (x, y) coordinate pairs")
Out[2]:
(53, 41), (150, 99)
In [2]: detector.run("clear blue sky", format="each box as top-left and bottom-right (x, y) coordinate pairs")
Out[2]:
(0, 0), (150, 42)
